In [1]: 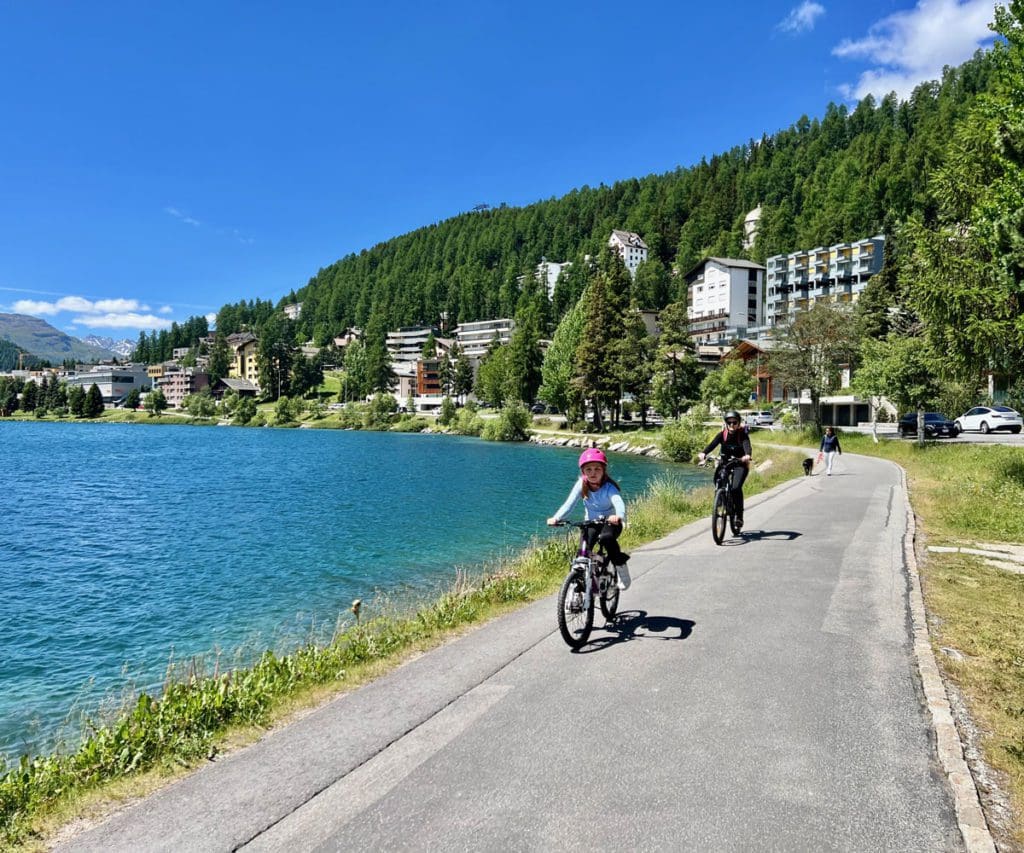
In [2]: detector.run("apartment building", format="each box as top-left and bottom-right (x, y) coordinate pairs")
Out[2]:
(684, 257), (765, 345)
(608, 230), (648, 278)
(455, 319), (515, 360)
(764, 235), (885, 327)
(149, 364), (211, 408)
(386, 326), (438, 363)
(226, 332), (259, 386)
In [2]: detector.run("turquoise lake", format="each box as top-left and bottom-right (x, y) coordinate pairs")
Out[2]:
(0, 420), (707, 761)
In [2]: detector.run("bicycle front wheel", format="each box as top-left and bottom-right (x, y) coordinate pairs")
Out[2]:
(557, 570), (594, 648)
(712, 489), (728, 545)
(600, 573), (619, 620)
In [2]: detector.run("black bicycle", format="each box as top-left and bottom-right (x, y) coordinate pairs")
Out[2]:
(702, 454), (744, 545)
(553, 519), (620, 648)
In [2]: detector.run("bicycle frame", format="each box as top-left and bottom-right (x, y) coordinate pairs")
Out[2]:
(554, 518), (619, 648)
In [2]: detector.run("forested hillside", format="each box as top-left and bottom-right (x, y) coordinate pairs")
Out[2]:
(255, 50), (996, 345)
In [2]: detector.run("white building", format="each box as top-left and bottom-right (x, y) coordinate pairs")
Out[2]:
(684, 257), (765, 345)
(283, 302), (303, 320)
(385, 326), (438, 363)
(764, 235), (885, 327)
(536, 259), (571, 300)
(608, 230), (648, 278)
(454, 318), (515, 360)
(743, 205), (762, 250)
(63, 364), (152, 405)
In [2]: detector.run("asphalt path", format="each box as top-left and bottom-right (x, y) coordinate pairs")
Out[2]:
(59, 452), (964, 852)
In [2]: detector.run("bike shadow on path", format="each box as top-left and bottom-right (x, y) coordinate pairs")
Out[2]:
(572, 610), (695, 653)
(714, 529), (803, 547)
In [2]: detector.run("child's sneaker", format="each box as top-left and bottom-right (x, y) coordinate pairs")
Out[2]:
(616, 561), (631, 590)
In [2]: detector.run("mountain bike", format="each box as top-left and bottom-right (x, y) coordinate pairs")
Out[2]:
(553, 519), (620, 649)
(701, 455), (744, 545)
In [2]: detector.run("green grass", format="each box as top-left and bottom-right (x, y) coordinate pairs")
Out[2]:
(0, 446), (805, 847)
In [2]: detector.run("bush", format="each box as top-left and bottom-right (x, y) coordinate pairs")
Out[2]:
(232, 397), (257, 425)
(438, 397), (456, 426)
(449, 403), (484, 436)
(338, 403), (365, 429)
(391, 417), (429, 432)
(658, 419), (701, 462)
(364, 394), (398, 430)
(481, 401), (531, 441)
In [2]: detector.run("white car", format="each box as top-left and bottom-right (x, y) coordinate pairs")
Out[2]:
(954, 405), (1023, 434)
(745, 410), (774, 427)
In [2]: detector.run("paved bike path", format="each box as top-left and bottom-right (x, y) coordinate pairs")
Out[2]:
(59, 453), (965, 851)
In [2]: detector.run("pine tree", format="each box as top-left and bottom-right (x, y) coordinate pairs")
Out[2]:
(84, 383), (105, 418)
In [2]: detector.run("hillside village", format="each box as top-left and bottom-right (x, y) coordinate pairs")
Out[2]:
(0, 225), (931, 427)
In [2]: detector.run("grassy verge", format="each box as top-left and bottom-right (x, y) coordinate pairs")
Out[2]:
(0, 447), (805, 847)
(765, 428), (1024, 846)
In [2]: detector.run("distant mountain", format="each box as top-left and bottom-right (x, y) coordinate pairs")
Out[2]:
(80, 335), (135, 358)
(0, 313), (117, 364)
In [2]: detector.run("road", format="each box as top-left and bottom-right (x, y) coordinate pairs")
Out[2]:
(60, 453), (969, 852)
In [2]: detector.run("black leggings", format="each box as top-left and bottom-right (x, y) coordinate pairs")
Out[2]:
(728, 464), (748, 515)
(583, 521), (625, 564)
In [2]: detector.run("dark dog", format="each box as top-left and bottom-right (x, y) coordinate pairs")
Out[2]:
(802, 457), (815, 476)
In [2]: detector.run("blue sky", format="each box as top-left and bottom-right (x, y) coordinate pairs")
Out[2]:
(0, 0), (999, 339)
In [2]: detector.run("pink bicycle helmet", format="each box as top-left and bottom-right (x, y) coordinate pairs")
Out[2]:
(578, 447), (608, 469)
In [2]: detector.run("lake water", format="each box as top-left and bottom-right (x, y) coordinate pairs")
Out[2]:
(0, 420), (706, 761)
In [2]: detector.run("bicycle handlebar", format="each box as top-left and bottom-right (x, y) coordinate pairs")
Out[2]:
(699, 454), (749, 469)
(550, 517), (609, 529)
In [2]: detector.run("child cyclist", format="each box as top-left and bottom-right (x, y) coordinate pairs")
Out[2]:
(697, 410), (753, 530)
(547, 448), (631, 590)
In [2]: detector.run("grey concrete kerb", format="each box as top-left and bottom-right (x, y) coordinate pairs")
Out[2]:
(899, 464), (996, 852)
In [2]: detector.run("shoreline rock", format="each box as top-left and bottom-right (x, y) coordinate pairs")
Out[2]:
(528, 432), (663, 458)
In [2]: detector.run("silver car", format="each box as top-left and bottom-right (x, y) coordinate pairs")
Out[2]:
(954, 405), (1023, 434)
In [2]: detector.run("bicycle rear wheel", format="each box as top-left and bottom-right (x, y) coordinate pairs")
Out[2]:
(711, 489), (728, 545)
(557, 570), (594, 648)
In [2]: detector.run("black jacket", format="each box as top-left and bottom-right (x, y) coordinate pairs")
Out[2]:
(703, 426), (752, 460)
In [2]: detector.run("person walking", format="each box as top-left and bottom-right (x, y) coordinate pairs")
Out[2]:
(819, 426), (842, 476)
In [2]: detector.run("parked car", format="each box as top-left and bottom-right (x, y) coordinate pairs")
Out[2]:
(530, 402), (547, 414)
(897, 412), (959, 438)
(954, 405), (1023, 435)
(746, 410), (774, 427)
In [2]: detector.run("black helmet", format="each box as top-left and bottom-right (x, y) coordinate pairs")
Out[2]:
(724, 410), (741, 424)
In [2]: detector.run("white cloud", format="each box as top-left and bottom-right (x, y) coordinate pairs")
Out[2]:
(165, 206), (201, 227)
(833, 0), (996, 100)
(93, 298), (150, 313)
(12, 299), (60, 315)
(10, 293), (179, 332)
(205, 312), (218, 325)
(72, 312), (174, 330)
(159, 305), (173, 314)
(779, 1), (826, 33)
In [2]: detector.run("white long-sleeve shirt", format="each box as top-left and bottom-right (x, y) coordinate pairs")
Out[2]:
(552, 478), (626, 524)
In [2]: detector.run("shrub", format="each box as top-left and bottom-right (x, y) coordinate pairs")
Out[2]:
(658, 419), (701, 462)
(481, 401), (531, 441)
(449, 406), (484, 436)
(391, 417), (429, 433)
(364, 394), (398, 430)
(438, 397), (456, 426)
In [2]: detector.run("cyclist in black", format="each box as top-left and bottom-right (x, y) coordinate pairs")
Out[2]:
(697, 410), (753, 529)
